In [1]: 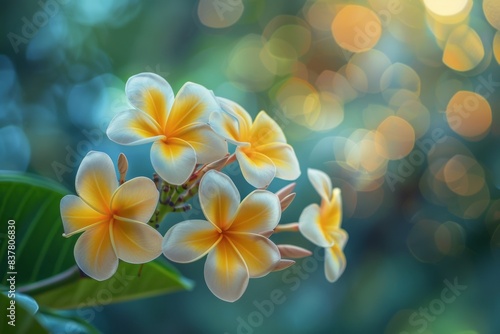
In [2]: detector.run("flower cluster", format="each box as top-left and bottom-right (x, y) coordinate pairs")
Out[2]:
(60, 73), (348, 301)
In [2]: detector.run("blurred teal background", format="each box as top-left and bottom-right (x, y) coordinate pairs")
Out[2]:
(1, 0), (500, 333)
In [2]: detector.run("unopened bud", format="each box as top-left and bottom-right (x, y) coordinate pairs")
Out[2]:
(280, 193), (296, 212)
(273, 259), (296, 272)
(205, 154), (230, 172)
(275, 183), (296, 201)
(277, 244), (312, 259)
(118, 153), (128, 184)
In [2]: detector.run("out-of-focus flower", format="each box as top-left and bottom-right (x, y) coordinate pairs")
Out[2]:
(60, 151), (162, 281)
(162, 170), (281, 302)
(210, 98), (300, 188)
(107, 73), (228, 185)
(298, 168), (348, 283)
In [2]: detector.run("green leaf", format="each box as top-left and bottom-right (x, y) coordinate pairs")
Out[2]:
(0, 292), (48, 334)
(37, 309), (101, 334)
(31, 259), (193, 309)
(0, 172), (75, 286)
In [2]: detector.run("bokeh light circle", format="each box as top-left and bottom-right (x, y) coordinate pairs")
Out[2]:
(331, 5), (382, 53)
(483, 0), (500, 30)
(198, 0), (244, 28)
(446, 90), (492, 140)
(375, 116), (415, 160)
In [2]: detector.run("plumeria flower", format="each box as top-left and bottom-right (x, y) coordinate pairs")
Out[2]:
(60, 151), (162, 281)
(209, 98), (300, 188)
(298, 168), (348, 283)
(162, 170), (281, 302)
(107, 73), (228, 185)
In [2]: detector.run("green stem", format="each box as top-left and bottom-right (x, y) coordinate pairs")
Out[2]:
(18, 265), (82, 296)
(152, 155), (238, 227)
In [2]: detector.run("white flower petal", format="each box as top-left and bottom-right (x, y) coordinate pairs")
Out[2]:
(226, 233), (280, 278)
(162, 220), (220, 263)
(175, 123), (228, 164)
(324, 245), (346, 283)
(126, 72), (174, 129)
(199, 170), (240, 230)
(61, 195), (108, 237)
(74, 223), (118, 281)
(166, 82), (220, 133)
(75, 151), (118, 214)
(230, 190), (281, 233)
(209, 109), (249, 146)
(298, 203), (333, 248)
(249, 111), (286, 145)
(106, 109), (164, 145)
(111, 219), (162, 264)
(150, 138), (196, 185)
(111, 177), (159, 223)
(256, 143), (301, 181)
(307, 168), (332, 202)
(236, 148), (276, 188)
(217, 97), (252, 137)
(204, 237), (249, 302)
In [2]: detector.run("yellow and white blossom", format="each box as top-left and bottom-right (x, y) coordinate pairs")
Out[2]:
(209, 98), (300, 188)
(60, 151), (162, 281)
(107, 73), (228, 185)
(298, 168), (348, 283)
(162, 170), (281, 302)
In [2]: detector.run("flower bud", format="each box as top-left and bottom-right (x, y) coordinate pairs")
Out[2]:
(273, 259), (296, 272)
(118, 153), (128, 184)
(277, 244), (312, 259)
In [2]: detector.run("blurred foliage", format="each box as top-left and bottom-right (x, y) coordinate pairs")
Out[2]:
(1, 0), (500, 333)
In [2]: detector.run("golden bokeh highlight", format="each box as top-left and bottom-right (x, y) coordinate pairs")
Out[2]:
(423, 139), (490, 219)
(263, 16), (311, 59)
(396, 100), (430, 139)
(304, 0), (337, 31)
(197, 0), (244, 28)
(315, 70), (358, 103)
(226, 35), (275, 92)
(330, 130), (388, 192)
(387, 89), (420, 109)
(345, 49), (392, 93)
(442, 25), (485, 72)
(331, 5), (382, 53)
(483, 0), (500, 30)
(312, 91), (344, 131)
(380, 63), (421, 102)
(345, 130), (387, 177)
(262, 16), (312, 76)
(423, 0), (472, 24)
(443, 155), (485, 196)
(375, 116), (415, 160)
(275, 77), (320, 126)
(402, 0), (428, 29)
(494, 31), (500, 64)
(446, 90), (492, 140)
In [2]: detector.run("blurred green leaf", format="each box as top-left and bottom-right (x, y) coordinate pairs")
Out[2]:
(0, 292), (48, 334)
(0, 172), (75, 287)
(37, 309), (100, 334)
(32, 259), (193, 309)
(14, 293), (39, 315)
